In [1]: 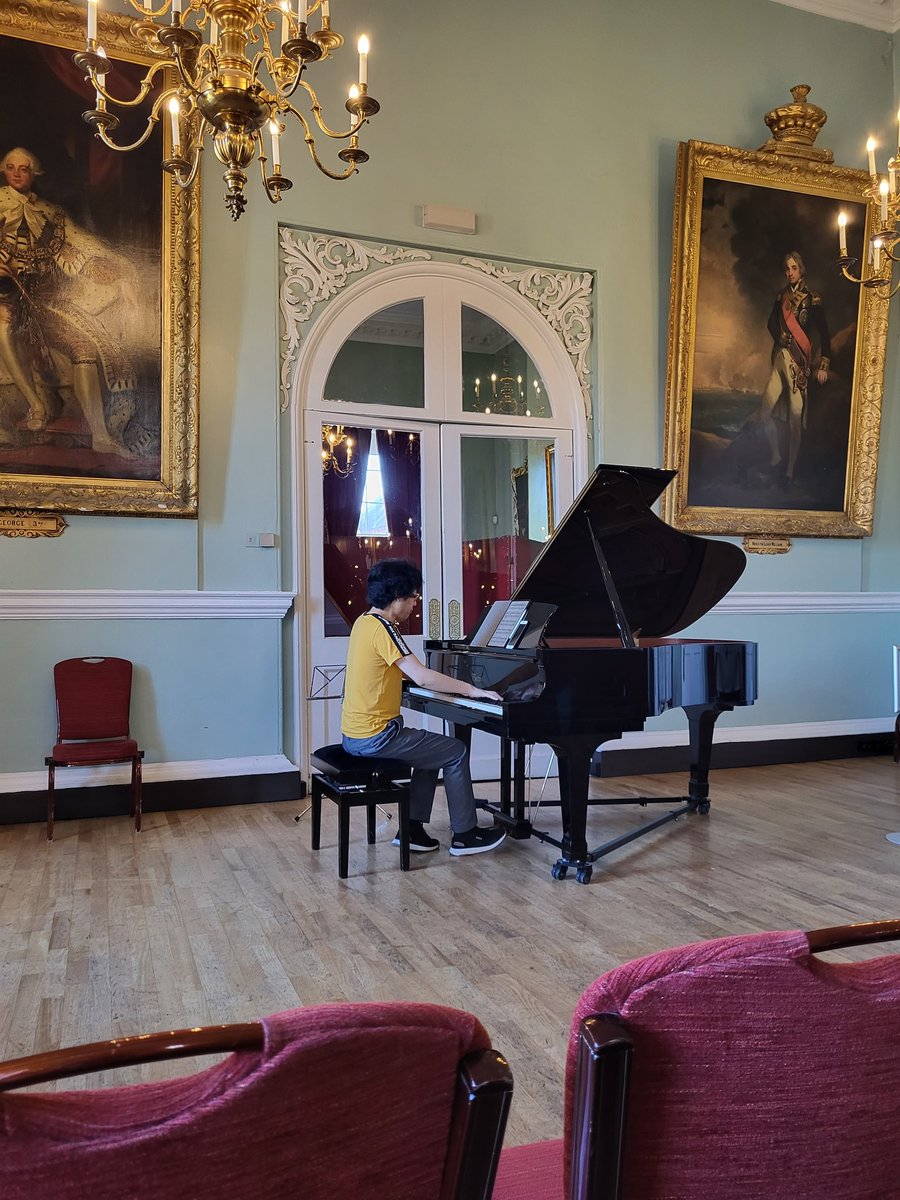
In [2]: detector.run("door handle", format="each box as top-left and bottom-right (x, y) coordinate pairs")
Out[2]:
(447, 599), (461, 640)
(428, 597), (441, 640)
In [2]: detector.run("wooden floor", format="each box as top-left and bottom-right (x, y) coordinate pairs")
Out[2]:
(1, 756), (899, 1143)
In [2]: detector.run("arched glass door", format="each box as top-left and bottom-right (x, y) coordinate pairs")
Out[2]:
(301, 281), (577, 778)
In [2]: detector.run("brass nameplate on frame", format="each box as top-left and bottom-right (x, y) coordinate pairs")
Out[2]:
(0, 510), (67, 538)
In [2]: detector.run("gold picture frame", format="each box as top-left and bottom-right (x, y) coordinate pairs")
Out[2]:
(0, 0), (199, 517)
(663, 133), (888, 539)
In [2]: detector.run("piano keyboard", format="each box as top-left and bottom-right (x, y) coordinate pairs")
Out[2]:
(406, 687), (503, 716)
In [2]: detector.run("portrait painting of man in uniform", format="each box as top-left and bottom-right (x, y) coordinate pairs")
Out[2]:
(664, 139), (887, 540)
(0, 1), (199, 516)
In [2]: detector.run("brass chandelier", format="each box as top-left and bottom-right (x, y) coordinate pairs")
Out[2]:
(321, 424), (354, 475)
(838, 126), (900, 298)
(76, 0), (379, 220)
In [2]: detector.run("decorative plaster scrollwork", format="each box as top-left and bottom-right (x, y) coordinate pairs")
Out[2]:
(278, 229), (596, 426)
(459, 259), (594, 431)
(278, 231), (431, 410)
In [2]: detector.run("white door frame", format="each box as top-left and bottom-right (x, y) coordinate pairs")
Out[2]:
(288, 261), (590, 774)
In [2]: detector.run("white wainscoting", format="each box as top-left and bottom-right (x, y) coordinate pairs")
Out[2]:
(714, 592), (900, 615)
(1, 589), (897, 621)
(0, 591), (295, 619)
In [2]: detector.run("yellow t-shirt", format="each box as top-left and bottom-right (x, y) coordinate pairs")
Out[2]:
(341, 613), (412, 738)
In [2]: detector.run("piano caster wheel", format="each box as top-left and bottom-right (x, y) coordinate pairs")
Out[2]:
(697, 801), (710, 815)
(551, 861), (568, 881)
(576, 866), (593, 885)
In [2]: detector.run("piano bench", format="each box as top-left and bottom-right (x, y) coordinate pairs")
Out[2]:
(309, 744), (412, 880)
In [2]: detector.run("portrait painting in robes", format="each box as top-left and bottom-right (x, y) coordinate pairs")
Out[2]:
(0, 35), (163, 487)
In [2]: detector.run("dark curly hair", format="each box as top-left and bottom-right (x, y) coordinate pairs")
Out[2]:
(366, 559), (422, 608)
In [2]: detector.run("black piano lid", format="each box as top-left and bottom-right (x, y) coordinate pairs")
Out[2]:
(510, 464), (747, 639)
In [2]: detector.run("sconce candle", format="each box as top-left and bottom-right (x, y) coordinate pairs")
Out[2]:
(269, 119), (282, 170)
(880, 178), (889, 222)
(838, 211), (848, 256)
(168, 96), (181, 155)
(357, 34), (369, 86)
(87, 0), (98, 41)
(867, 137), (877, 178)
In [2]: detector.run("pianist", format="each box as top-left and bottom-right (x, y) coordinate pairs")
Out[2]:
(341, 559), (507, 858)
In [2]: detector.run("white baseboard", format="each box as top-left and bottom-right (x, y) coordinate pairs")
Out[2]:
(465, 716), (896, 779)
(591, 715), (896, 752)
(5, 717), (893, 793)
(1, 754), (298, 794)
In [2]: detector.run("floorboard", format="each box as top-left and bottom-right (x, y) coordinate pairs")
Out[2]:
(1, 757), (899, 1143)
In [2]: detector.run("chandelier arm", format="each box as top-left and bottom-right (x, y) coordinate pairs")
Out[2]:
(251, 48), (277, 85)
(305, 142), (358, 180)
(87, 59), (170, 110)
(94, 113), (164, 154)
(282, 103), (358, 180)
(291, 79), (361, 137)
(169, 41), (205, 98)
(169, 141), (204, 189)
(308, 100), (362, 139)
(271, 64), (306, 101)
(839, 262), (864, 285)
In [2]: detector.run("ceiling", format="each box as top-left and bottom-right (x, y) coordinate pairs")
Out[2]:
(770, 0), (900, 32)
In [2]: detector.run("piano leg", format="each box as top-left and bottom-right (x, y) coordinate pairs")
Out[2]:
(496, 740), (526, 822)
(499, 739), (511, 817)
(549, 738), (598, 885)
(683, 703), (732, 813)
(513, 741), (527, 824)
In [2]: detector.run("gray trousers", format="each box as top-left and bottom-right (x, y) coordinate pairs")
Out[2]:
(342, 717), (477, 833)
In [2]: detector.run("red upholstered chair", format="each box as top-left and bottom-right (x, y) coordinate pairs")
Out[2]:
(493, 919), (900, 1200)
(45, 656), (144, 841)
(0, 1001), (512, 1200)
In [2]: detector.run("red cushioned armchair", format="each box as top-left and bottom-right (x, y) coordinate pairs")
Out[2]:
(0, 1001), (513, 1200)
(493, 919), (900, 1200)
(45, 656), (144, 841)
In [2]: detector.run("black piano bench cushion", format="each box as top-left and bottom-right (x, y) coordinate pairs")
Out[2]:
(311, 744), (411, 782)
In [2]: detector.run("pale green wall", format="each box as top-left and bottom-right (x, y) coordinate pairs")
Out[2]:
(1, 0), (898, 778)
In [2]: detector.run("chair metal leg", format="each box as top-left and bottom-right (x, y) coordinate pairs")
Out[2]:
(132, 756), (143, 834)
(47, 762), (55, 842)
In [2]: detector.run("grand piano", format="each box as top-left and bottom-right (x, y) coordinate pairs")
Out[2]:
(403, 463), (757, 884)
